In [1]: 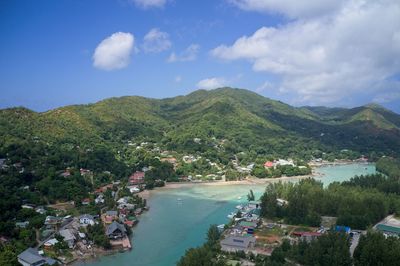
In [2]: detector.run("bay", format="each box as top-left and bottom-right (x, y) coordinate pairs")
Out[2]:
(78, 163), (376, 266)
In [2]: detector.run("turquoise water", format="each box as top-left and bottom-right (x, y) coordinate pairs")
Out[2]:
(78, 163), (375, 266)
(314, 163), (376, 186)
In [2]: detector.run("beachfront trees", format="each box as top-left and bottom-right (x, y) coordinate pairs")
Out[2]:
(178, 225), (225, 266)
(260, 186), (278, 219)
(260, 177), (400, 229)
(247, 190), (255, 201)
(354, 231), (400, 266)
(206, 225), (221, 248)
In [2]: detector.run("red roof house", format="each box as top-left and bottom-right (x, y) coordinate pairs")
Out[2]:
(129, 171), (145, 185)
(264, 161), (274, 168)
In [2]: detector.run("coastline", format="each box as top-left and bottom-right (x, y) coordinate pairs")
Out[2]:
(73, 162), (372, 265)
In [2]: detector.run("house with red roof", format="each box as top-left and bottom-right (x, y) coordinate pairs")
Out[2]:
(129, 171), (145, 185)
(264, 161), (274, 168)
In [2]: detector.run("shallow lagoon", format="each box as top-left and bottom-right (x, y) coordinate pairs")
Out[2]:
(78, 163), (376, 266)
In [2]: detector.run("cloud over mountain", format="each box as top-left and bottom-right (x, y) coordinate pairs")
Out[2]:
(93, 32), (134, 71)
(216, 0), (400, 105)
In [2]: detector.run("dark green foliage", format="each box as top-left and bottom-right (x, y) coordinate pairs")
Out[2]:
(247, 190), (255, 201)
(261, 178), (397, 229)
(87, 223), (111, 249)
(376, 157), (400, 178)
(354, 231), (400, 266)
(177, 225), (225, 266)
(290, 232), (352, 266)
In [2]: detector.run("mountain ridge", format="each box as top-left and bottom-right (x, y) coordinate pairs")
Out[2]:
(1, 88), (400, 160)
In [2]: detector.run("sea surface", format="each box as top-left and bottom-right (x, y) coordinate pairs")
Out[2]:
(78, 163), (375, 266)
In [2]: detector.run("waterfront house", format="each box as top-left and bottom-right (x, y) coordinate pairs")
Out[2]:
(79, 214), (95, 226)
(106, 221), (127, 239)
(17, 247), (57, 266)
(59, 229), (76, 248)
(239, 221), (258, 230)
(220, 236), (256, 252)
(247, 201), (261, 209)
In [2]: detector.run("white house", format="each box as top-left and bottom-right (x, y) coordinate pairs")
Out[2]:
(79, 214), (95, 226)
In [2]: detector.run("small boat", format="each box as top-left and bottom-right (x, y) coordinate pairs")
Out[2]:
(227, 212), (235, 219)
(217, 224), (225, 230)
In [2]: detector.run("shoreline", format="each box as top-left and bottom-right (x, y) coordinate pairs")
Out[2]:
(72, 161), (372, 265)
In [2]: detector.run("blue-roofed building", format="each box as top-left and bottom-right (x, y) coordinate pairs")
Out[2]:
(335, 225), (351, 234)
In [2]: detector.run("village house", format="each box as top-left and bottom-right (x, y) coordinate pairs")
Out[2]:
(95, 194), (105, 204)
(35, 206), (46, 215)
(128, 185), (140, 193)
(292, 231), (322, 243)
(106, 221), (127, 239)
(17, 247), (57, 266)
(81, 198), (91, 205)
(220, 236), (256, 253)
(95, 184), (114, 194)
(15, 221), (29, 229)
(105, 210), (118, 223)
(44, 216), (63, 227)
(129, 171), (145, 185)
(264, 161), (274, 168)
(59, 229), (76, 248)
(79, 214), (95, 226)
(43, 238), (59, 249)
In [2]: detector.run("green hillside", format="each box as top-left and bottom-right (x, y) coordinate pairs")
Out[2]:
(1, 88), (400, 162)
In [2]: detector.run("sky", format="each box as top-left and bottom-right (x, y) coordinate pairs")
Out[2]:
(0, 0), (400, 113)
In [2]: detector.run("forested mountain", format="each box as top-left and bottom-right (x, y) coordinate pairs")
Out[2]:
(1, 88), (400, 162)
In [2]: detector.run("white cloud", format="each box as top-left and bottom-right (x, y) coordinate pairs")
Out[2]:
(228, 0), (346, 19)
(168, 44), (200, 62)
(131, 0), (167, 9)
(93, 32), (134, 71)
(213, 0), (400, 105)
(175, 75), (182, 83)
(196, 77), (228, 90)
(143, 28), (171, 53)
(256, 81), (274, 93)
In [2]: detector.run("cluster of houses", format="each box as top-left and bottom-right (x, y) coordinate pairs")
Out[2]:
(220, 201), (261, 253)
(264, 159), (297, 169)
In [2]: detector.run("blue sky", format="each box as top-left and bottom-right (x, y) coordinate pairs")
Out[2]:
(1, 0), (400, 113)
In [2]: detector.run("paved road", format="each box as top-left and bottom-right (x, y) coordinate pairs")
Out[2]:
(350, 233), (361, 257)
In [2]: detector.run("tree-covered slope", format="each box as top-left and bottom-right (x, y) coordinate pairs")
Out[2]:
(1, 87), (400, 160)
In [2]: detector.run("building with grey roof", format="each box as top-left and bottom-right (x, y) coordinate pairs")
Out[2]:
(106, 221), (127, 239)
(220, 236), (256, 252)
(17, 247), (57, 266)
(59, 229), (76, 248)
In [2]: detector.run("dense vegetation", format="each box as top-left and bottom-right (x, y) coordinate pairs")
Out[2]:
(1, 88), (400, 264)
(178, 226), (400, 266)
(376, 157), (400, 178)
(260, 177), (400, 229)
